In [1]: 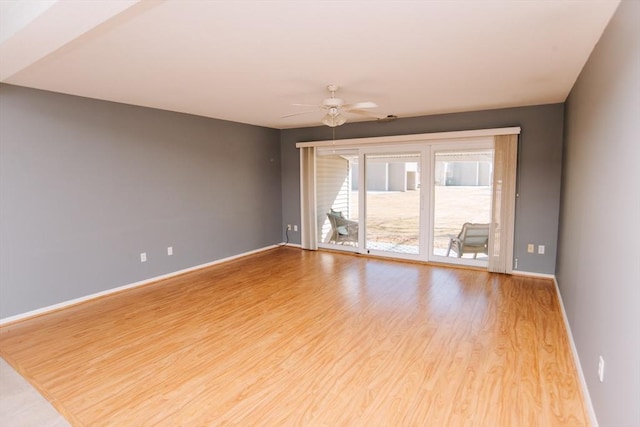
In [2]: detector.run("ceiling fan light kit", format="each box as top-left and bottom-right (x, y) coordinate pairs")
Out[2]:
(284, 84), (379, 128)
(321, 112), (347, 127)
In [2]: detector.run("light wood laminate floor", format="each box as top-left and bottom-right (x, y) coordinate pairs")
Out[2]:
(0, 247), (588, 426)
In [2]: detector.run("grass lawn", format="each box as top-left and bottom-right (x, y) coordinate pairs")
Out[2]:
(349, 186), (491, 255)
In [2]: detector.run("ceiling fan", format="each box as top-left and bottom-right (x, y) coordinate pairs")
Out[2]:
(282, 84), (379, 127)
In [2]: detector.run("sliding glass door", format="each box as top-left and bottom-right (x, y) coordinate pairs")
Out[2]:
(430, 148), (493, 266)
(364, 152), (422, 257)
(314, 140), (497, 267)
(316, 149), (359, 252)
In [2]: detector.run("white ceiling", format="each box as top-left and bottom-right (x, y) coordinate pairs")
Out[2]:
(0, 0), (620, 129)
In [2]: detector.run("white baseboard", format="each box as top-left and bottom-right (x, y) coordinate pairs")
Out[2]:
(552, 276), (599, 427)
(511, 270), (556, 279)
(280, 242), (302, 248)
(0, 244), (280, 326)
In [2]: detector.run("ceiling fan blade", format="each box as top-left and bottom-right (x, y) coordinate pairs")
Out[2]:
(345, 109), (383, 119)
(292, 103), (320, 108)
(280, 111), (318, 118)
(343, 101), (378, 111)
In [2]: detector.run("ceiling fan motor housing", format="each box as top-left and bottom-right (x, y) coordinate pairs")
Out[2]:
(323, 98), (343, 108)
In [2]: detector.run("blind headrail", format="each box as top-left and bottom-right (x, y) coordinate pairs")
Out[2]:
(295, 127), (521, 148)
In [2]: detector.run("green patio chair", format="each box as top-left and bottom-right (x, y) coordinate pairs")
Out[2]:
(446, 222), (489, 258)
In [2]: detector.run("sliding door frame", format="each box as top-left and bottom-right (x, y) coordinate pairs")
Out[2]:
(358, 145), (427, 262)
(427, 141), (495, 268)
(298, 127), (520, 269)
(316, 147), (360, 254)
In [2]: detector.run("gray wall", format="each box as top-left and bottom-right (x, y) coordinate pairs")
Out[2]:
(281, 104), (564, 274)
(558, 1), (640, 425)
(0, 84), (282, 318)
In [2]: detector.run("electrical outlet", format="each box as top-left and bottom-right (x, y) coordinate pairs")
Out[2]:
(293, 225), (298, 232)
(140, 252), (147, 263)
(167, 246), (173, 256)
(598, 356), (605, 382)
(538, 245), (545, 255)
(527, 244), (534, 253)
(287, 224), (292, 231)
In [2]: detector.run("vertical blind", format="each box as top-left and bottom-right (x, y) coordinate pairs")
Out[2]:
(487, 134), (518, 273)
(300, 147), (318, 250)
